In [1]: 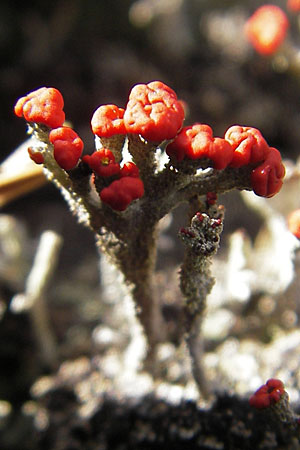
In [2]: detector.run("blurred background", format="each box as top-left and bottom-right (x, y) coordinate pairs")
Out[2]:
(1, 1), (300, 448)
(3, 0), (300, 161)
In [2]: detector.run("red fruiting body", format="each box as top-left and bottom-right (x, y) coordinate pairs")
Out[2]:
(249, 379), (285, 409)
(49, 127), (84, 171)
(287, 0), (300, 13)
(225, 125), (269, 168)
(100, 177), (144, 211)
(206, 192), (217, 205)
(245, 5), (289, 56)
(166, 124), (233, 170)
(91, 104), (126, 137)
(287, 209), (300, 239)
(211, 218), (222, 228)
(83, 149), (120, 177)
(224, 125), (285, 198)
(28, 147), (44, 164)
(124, 81), (185, 142)
(209, 137), (234, 170)
(251, 146), (285, 198)
(120, 161), (140, 178)
(14, 87), (65, 129)
(179, 228), (196, 238)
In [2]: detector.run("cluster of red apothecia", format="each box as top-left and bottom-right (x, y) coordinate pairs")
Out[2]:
(245, 2), (300, 56)
(14, 81), (285, 211)
(249, 378), (300, 432)
(249, 378), (286, 409)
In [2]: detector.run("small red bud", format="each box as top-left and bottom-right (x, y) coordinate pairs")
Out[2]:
(179, 228), (196, 237)
(249, 379), (285, 409)
(206, 192), (217, 205)
(211, 218), (222, 228)
(49, 126), (84, 170)
(100, 177), (144, 211)
(28, 147), (44, 164)
(83, 149), (120, 177)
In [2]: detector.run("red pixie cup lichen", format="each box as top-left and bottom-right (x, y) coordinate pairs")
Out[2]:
(287, 0), (300, 13)
(245, 5), (289, 55)
(49, 127), (84, 171)
(224, 125), (285, 197)
(14, 87), (65, 129)
(251, 146), (285, 198)
(28, 147), (44, 165)
(245, 5), (289, 56)
(206, 192), (217, 206)
(123, 81), (185, 143)
(225, 125), (269, 168)
(287, 209), (300, 239)
(91, 104), (126, 138)
(82, 149), (120, 177)
(208, 138), (234, 170)
(166, 124), (233, 170)
(100, 177), (144, 211)
(120, 161), (140, 178)
(249, 379), (285, 409)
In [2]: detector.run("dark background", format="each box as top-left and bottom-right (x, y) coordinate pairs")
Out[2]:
(1, 2), (300, 449)
(3, 0), (300, 163)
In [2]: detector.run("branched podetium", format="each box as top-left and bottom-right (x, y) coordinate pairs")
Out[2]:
(13, 81), (285, 397)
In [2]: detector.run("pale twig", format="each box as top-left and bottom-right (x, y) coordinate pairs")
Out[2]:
(0, 138), (46, 207)
(10, 230), (63, 368)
